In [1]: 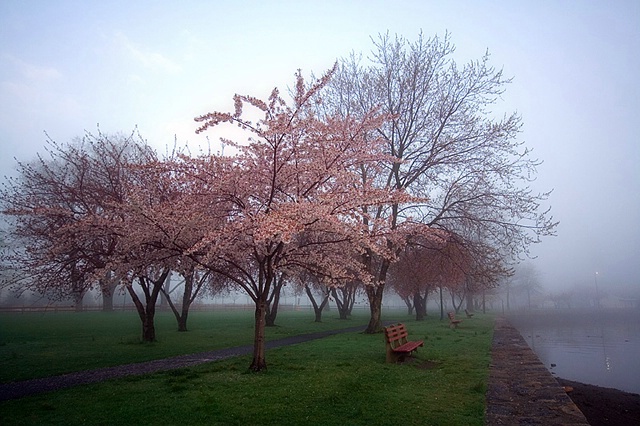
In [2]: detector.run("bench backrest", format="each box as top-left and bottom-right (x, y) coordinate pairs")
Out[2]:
(447, 312), (456, 321)
(384, 323), (409, 348)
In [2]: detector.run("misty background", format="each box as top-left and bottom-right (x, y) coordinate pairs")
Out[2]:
(1, 0), (639, 302)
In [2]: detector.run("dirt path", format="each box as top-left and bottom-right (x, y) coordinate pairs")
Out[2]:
(0, 325), (366, 401)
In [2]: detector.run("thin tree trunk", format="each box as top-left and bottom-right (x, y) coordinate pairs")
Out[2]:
(178, 274), (192, 332)
(250, 297), (268, 372)
(414, 291), (426, 321)
(466, 290), (474, 313)
(305, 284), (328, 322)
(331, 285), (355, 320)
(401, 295), (414, 315)
(266, 273), (285, 327)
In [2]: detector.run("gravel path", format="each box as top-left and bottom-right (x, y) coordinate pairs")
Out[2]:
(0, 325), (366, 401)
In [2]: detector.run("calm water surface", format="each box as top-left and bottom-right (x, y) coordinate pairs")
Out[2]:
(509, 310), (640, 394)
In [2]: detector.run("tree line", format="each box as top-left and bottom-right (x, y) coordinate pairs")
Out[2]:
(0, 32), (556, 371)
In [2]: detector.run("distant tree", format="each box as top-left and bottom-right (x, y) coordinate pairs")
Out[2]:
(161, 265), (219, 332)
(0, 228), (20, 304)
(321, 31), (557, 333)
(331, 280), (360, 320)
(512, 263), (542, 309)
(100, 145), (208, 341)
(300, 271), (331, 322)
(0, 130), (156, 312)
(388, 242), (440, 320)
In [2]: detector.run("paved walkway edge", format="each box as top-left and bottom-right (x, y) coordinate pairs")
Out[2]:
(485, 316), (590, 425)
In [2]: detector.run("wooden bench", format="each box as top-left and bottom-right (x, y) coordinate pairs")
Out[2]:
(465, 309), (474, 318)
(383, 323), (424, 363)
(448, 312), (462, 329)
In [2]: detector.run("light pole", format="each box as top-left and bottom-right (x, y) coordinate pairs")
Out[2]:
(594, 271), (600, 309)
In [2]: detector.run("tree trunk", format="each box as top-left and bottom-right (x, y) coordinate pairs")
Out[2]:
(73, 291), (84, 312)
(364, 258), (390, 334)
(450, 290), (464, 313)
(100, 275), (117, 312)
(305, 284), (329, 323)
(127, 270), (168, 342)
(414, 291), (427, 321)
(401, 295), (414, 315)
(250, 298), (268, 372)
(127, 284), (157, 342)
(439, 285), (445, 320)
(265, 291), (280, 327)
(142, 305), (156, 342)
(102, 287), (114, 312)
(482, 290), (486, 314)
(178, 274), (192, 332)
(331, 285), (356, 320)
(365, 284), (384, 333)
(265, 273), (285, 327)
(466, 290), (474, 313)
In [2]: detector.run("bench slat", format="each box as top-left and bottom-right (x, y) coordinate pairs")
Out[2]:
(392, 340), (424, 353)
(384, 323), (424, 362)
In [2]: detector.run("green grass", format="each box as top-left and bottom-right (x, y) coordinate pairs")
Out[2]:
(0, 309), (370, 382)
(0, 309), (494, 425)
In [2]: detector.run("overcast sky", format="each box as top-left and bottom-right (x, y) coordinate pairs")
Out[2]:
(1, 0), (639, 296)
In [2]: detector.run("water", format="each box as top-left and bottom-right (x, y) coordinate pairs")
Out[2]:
(509, 309), (640, 394)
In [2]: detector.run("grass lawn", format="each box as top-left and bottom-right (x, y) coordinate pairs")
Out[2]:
(0, 308), (494, 425)
(0, 308), (372, 382)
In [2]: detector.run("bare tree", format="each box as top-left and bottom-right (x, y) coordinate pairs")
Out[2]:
(512, 262), (543, 309)
(321, 32), (557, 332)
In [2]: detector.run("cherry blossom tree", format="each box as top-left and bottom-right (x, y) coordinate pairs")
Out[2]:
(189, 66), (412, 370)
(388, 243), (440, 320)
(114, 66), (407, 370)
(321, 32), (557, 332)
(0, 130), (155, 311)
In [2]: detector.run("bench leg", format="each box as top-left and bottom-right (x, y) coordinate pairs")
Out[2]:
(386, 350), (408, 363)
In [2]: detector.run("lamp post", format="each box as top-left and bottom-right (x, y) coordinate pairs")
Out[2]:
(594, 271), (600, 309)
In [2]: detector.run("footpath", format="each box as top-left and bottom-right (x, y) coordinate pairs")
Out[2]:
(0, 325), (365, 401)
(1, 317), (591, 425)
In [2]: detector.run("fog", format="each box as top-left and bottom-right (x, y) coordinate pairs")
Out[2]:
(1, 1), (639, 299)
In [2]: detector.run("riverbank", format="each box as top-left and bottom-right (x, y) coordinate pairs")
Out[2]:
(508, 309), (640, 395)
(558, 377), (640, 426)
(503, 309), (640, 424)
(485, 317), (589, 424)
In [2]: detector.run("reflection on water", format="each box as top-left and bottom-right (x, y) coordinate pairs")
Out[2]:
(509, 309), (640, 394)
